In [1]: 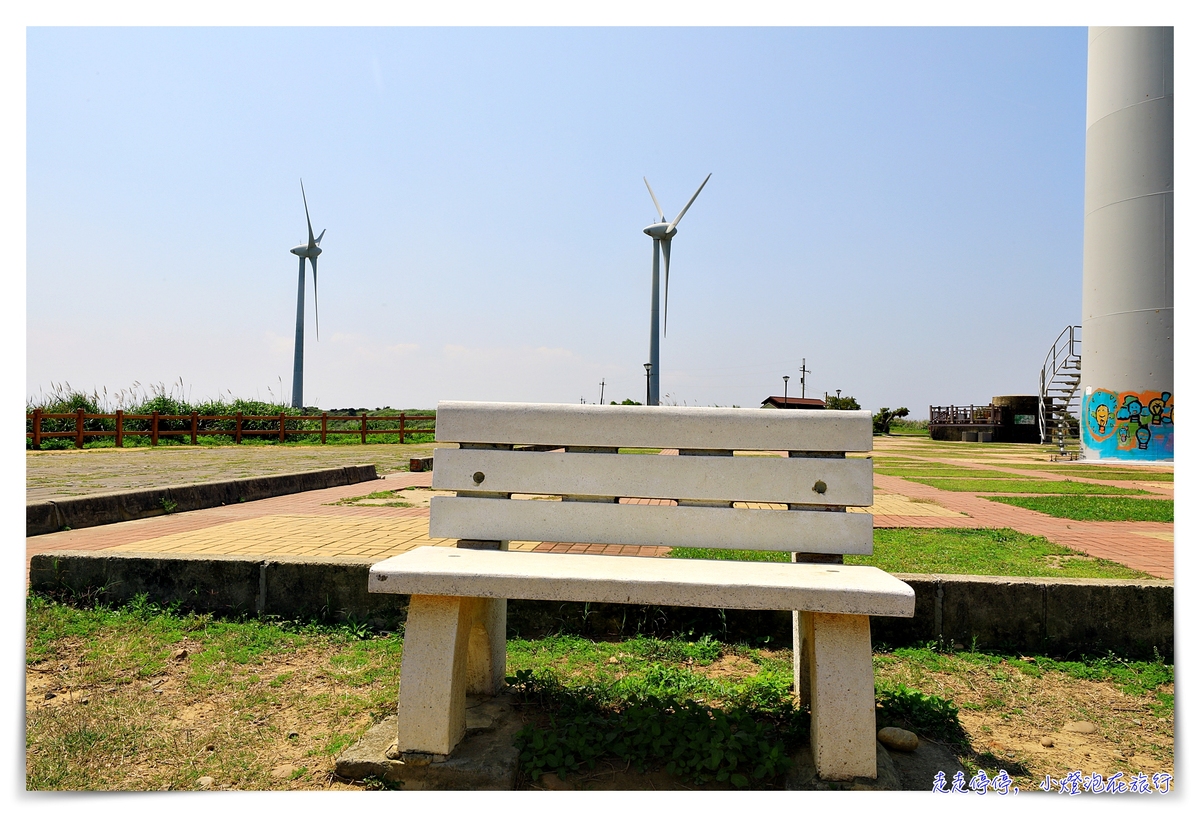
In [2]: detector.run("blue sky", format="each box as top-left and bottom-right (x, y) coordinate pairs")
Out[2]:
(28, 26), (1090, 412)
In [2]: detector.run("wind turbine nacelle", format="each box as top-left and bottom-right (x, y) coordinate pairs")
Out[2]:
(290, 245), (322, 258)
(643, 223), (677, 239)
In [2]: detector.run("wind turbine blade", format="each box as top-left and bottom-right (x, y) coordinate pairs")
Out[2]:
(301, 179), (316, 247)
(669, 172), (712, 230)
(315, 228), (326, 246)
(309, 256), (319, 341)
(643, 177), (665, 222)
(661, 237), (671, 336)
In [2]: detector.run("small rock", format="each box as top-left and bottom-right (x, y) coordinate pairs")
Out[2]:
(270, 764), (296, 779)
(539, 772), (571, 790)
(44, 692), (56, 700)
(196, 776), (215, 790)
(952, 643), (965, 651)
(607, 656), (619, 664)
(1132, 719), (1143, 726)
(1040, 737), (1055, 748)
(1064, 721), (1097, 734)
(171, 648), (189, 661)
(877, 726), (919, 752)
(385, 741), (401, 760)
(288, 731), (300, 740)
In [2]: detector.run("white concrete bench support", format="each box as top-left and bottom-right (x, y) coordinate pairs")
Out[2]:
(395, 594), (505, 756)
(803, 612), (877, 779)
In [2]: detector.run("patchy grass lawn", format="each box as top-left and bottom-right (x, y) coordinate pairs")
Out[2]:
(25, 594), (403, 791)
(670, 528), (1152, 579)
(874, 467), (1043, 479)
(999, 464), (1174, 482)
(26, 596), (1173, 792)
(904, 478), (1149, 496)
(986, 496), (1174, 523)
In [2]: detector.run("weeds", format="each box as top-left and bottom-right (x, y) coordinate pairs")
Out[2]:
(26, 381), (434, 449)
(506, 667), (804, 788)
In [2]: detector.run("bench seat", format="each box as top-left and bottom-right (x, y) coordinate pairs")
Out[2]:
(370, 546), (914, 617)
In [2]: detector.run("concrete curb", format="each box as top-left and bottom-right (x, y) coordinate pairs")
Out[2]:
(26, 465), (380, 536)
(26, 551), (1173, 660)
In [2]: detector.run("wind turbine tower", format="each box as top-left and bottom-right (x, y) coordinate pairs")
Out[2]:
(641, 173), (710, 406)
(289, 180), (325, 409)
(1079, 28), (1173, 461)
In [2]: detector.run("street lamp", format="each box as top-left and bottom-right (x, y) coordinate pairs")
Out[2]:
(783, 375), (790, 407)
(644, 363), (652, 406)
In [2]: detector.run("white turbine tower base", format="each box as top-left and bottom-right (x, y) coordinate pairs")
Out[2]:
(289, 179), (326, 409)
(642, 173), (710, 406)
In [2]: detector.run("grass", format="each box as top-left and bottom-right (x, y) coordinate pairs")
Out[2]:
(999, 464), (1173, 482)
(25, 594), (406, 791)
(26, 596), (1173, 791)
(670, 528), (1152, 579)
(875, 467), (1043, 479)
(329, 489), (415, 508)
(987, 495), (1173, 523)
(905, 478), (1150, 495)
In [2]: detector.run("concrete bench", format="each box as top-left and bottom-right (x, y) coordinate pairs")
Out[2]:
(369, 401), (915, 781)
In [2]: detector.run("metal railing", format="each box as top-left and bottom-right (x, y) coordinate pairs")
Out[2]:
(929, 405), (1003, 425)
(1038, 325), (1082, 449)
(26, 410), (435, 449)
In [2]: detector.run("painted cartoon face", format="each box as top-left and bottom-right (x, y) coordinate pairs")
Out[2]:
(1126, 398), (1143, 417)
(1148, 398), (1165, 425)
(1094, 404), (1110, 433)
(1118, 426), (1129, 444)
(1136, 425), (1151, 450)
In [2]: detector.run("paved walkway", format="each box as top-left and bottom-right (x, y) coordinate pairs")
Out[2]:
(25, 443), (442, 503)
(25, 438), (1173, 580)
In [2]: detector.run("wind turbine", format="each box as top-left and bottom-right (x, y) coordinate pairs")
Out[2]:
(289, 180), (325, 409)
(642, 173), (710, 406)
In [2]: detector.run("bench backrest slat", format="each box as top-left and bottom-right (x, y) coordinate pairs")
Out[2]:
(429, 496), (873, 553)
(435, 401), (871, 452)
(434, 448), (872, 507)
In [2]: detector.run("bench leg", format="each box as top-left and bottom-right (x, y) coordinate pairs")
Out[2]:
(466, 598), (506, 696)
(804, 612), (877, 780)
(792, 611), (810, 706)
(396, 594), (489, 755)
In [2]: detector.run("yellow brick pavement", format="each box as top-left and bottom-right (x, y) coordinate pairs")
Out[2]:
(105, 513), (544, 560)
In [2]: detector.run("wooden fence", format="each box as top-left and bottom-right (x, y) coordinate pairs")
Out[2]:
(26, 410), (435, 449)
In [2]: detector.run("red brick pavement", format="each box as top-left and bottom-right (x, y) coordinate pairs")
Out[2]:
(872, 473), (1173, 579)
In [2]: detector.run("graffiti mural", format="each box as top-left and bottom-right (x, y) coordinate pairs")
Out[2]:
(1082, 388), (1173, 460)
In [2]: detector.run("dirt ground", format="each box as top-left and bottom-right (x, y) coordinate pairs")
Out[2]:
(25, 636), (1173, 792)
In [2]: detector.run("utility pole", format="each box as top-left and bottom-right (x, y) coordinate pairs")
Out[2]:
(599, 378), (606, 405)
(798, 358), (810, 399)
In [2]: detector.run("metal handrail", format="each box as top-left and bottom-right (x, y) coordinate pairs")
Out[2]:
(1038, 325), (1081, 447)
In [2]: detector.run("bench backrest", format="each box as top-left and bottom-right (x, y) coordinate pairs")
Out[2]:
(429, 401), (874, 556)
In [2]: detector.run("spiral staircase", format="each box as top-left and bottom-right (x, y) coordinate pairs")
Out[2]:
(1038, 325), (1082, 458)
